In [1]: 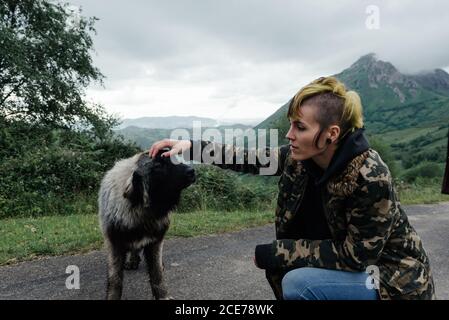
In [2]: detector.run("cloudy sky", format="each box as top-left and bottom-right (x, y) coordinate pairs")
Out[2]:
(69, 0), (449, 122)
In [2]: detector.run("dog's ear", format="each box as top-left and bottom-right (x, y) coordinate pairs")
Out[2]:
(123, 170), (143, 207)
(142, 177), (150, 208)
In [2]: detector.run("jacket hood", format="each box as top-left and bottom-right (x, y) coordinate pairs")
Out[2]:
(303, 128), (370, 186)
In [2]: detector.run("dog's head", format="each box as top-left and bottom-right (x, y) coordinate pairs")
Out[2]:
(123, 148), (196, 208)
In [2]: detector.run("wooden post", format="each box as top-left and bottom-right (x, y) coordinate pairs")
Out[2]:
(443, 129), (449, 194)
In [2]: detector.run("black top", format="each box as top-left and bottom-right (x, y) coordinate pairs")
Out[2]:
(283, 175), (332, 240)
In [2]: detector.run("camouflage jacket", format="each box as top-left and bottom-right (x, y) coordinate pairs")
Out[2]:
(190, 140), (436, 300)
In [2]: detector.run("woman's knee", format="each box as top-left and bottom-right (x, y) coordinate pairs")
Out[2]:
(281, 267), (380, 300)
(282, 268), (317, 300)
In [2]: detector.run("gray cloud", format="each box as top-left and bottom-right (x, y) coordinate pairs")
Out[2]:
(70, 0), (449, 118)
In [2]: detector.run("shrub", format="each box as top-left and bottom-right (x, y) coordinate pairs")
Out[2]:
(0, 121), (140, 218)
(400, 162), (444, 183)
(177, 165), (278, 213)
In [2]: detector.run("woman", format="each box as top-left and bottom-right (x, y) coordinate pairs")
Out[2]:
(149, 76), (435, 300)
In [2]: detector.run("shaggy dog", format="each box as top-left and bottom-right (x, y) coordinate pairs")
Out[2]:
(98, 149), (195, 299)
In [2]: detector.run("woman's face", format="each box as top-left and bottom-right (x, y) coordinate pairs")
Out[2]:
(285, 104), (329, 161)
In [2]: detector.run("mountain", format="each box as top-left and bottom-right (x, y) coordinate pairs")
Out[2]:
(412, 68), (449, 96)
(116, 124), (254, 150)
(115, 116), (218, 130)
(114, 115), (261, 149)
(115, 126), (173, 149)
(256, 53), (449, 142)
(336, 53), (449, 132)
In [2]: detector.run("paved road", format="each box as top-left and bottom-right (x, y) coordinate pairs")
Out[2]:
(1, 203), (448, 300)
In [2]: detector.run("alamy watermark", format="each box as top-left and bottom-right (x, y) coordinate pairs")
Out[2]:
(168, 121), (279, 176)
(65, 265), (80, 290)
(366, 5), (380, 30)
(365, 265), (380, 290)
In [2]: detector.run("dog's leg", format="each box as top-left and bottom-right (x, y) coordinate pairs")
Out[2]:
(124, 249), (141, 270)
(106, 242), (126, 300)
(143, 241), (170, 300)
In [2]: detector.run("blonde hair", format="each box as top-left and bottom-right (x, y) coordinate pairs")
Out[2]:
(288, 76), (364, 145)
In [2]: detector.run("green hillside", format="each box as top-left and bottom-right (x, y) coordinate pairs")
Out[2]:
(115, 126), (173, 150)
(116, 124), (254, 150)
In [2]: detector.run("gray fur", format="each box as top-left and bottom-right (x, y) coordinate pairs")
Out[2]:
(98, 151), (195, 300)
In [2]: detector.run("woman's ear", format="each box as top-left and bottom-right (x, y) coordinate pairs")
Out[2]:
(123, 170), (143, 207)
(329, 125), (341, 143)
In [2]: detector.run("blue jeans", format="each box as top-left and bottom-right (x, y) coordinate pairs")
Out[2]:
(281, 267), (379, 300)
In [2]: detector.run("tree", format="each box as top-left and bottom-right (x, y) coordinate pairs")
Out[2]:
(0, 0), (110, 131)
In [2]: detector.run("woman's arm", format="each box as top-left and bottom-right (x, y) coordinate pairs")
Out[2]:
(149, 139), (290, 176)
(255, 179), (396, 272)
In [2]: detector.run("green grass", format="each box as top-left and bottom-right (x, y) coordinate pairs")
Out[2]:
(0, 214), (103, 266)
(1, 181), (448, 266)
(396, 181), (449, 205)
(0, 209), (274, 266)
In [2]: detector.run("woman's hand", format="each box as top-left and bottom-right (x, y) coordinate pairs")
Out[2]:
(148, 139), (192, 158)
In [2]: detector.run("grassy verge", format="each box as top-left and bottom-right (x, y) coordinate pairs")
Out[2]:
(396, 181), (449, 204)
(1, 181), (448, 266)
(0, 210), (273, 266)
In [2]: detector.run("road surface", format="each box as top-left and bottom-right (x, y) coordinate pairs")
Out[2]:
(0, 203), (448, 300)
